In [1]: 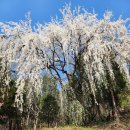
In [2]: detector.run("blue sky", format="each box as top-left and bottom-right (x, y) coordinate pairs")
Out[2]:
(0, 0), (130, 25)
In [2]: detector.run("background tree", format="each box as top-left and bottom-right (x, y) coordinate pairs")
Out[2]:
(0, 80), (22, 130)
(40, 94), (59, 128)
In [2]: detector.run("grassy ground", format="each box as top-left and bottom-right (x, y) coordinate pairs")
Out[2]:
(26, 120), (130, 130)
(27, 126), (99, 130)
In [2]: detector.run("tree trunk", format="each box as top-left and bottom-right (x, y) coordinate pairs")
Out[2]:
(110, 89), (120, 124)
(34, 118), (38, 130)
(26, 114), (30, 127)
(47, 119), (50, 128)
(9, 119), (12, 130)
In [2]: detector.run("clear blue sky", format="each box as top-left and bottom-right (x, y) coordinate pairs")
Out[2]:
(0, 0), (130, 25)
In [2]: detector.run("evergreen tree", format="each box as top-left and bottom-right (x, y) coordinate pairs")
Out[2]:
(40, 94), (59, 127)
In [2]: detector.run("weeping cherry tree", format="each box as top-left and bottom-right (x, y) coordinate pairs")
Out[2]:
(0, 4), (130, 125)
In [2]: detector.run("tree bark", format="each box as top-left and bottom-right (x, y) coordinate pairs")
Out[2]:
(110, 89), (120, 124)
